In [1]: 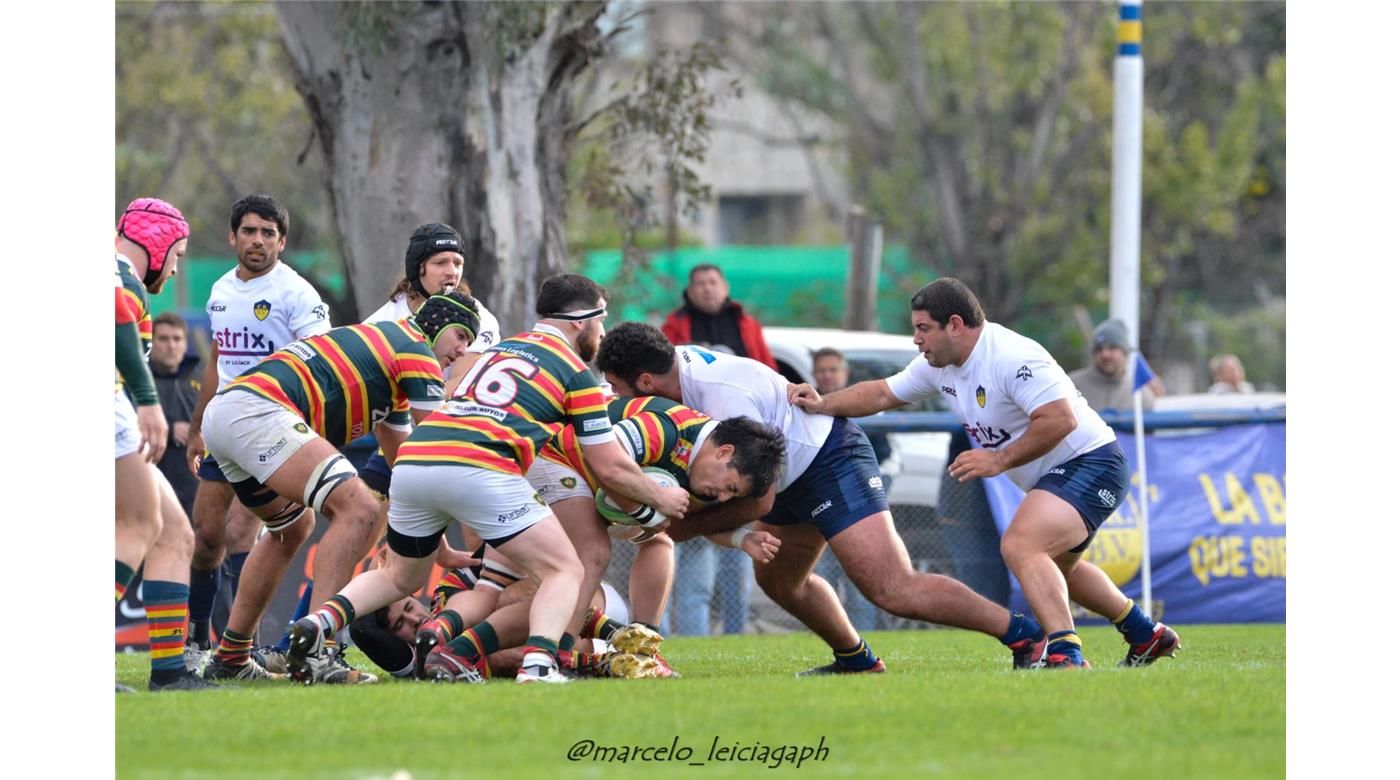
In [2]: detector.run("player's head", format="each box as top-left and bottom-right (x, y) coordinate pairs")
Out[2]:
(380, 596), (431, 642)
(150, 311), (189, 373)
(116, 197), (189, 294)
(689, 417), (786, 502)
(416, 290), (482, 366)
(596, 322), (677, 398)
(686, 263), (730, 315)
(537, 273), (608, 362)
(910, 278), (985, 368)
(811, 347), (849, 395)
(404, 223), (467, 299)
(228, 194), (289, 276)
(1091, 318), (1131, 377)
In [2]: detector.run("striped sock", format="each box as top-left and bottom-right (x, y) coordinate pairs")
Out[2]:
(214, 629), (255, 667)
(834, 638), (878, 671)
(424, 610), (465, 644)
(144, 580), (190, 682)
(559, 633), (576, 652)
(1111, 601), (1157, 646)
(116, 561), (136, 602)
(522, 635), (559, 663)
(446, 621), (500, 661)
(582, 607), (627, 641)
(309, 595), (356, 636)
(1047, 630), (1084, 662)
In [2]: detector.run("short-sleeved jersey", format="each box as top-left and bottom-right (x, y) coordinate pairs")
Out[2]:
(115, 254), (151, 353)
(885, 322), (1116, 492)
(674, 346), (832, 492)
(396, 324), (612, 476)
(363, 292), (502, 355)
(219, 320), (446, 447)
(540, 396), (716, 492)
(207, 262), (331, 388)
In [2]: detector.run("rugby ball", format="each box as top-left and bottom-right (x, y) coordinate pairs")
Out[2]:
(595, 467), (679, 526)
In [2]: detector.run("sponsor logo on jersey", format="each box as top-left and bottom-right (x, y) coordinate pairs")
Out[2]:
(497, 505), (532, 523)
(941, 385), (957, 397)
(1098, 488), (1117, 507)
(1016, 365), (1033, 381)
(687, 346), (716, 364)
(965, 423), (1012, 449)
(258, 437), (289, 463)
(561, 477), (577, 489)
(215, 326), (274, 356)
(287, 341), (317, 362)
(976, 385), (987, 407)
(622, 421), (644, 453)
(254, 299), (272, 321)
(810, 499), (833, 518)
(582, 418), (610, 432)
(210, 303), (227, 312)
(446, 401), (507, 421)
(426, 384), (445, 399)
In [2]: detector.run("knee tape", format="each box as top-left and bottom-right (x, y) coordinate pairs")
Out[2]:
(304, 454), (357, 514)
(263, 500), (306, 532)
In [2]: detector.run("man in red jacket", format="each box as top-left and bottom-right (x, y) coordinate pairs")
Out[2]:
(661, 264), (776, 370)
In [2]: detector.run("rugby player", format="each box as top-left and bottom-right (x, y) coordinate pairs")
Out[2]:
(788, 278), (1180, 668)
(286, 274), (691, 684)
(185, 195), (330, 666)
(198, 292), (482, 684)
(596, 322), (1049, 674)
(114, 197), (213, 690)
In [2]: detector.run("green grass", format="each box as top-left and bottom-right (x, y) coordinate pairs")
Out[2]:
(117, 625), (1283, 779)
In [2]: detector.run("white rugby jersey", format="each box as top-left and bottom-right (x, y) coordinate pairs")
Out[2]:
(675, 345), (834, 492)
(362, 292), (501, 354)
(885, 322), (1116, 492)
(206, 262), (331, 387)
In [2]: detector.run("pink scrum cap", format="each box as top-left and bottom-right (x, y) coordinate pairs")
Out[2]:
(116, 197), (190, 290)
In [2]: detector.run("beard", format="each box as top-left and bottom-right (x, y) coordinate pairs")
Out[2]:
(577, 331), (600, 363)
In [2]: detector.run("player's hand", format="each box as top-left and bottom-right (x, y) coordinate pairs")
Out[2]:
(948, 448), (1006, 482)
(787, 382), (823, 410)
(435, 540), (480, 570)
(136, 404), (168, 464)
(186, 429), (205, 476)
(741, 530), (781, 563)
(171, 421), (190, 448)
(654, 486), (691, 520)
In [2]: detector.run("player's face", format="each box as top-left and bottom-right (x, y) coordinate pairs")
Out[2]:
(420, 251), (465, 295)
(576, 300), (607, 363)
(1094, 344), (1127, 377)
(603, 370), (639, 398)
(230, 213), (285, 276)
(146, 238), (186, 295)
(812, 356), (848, 395)
(688, 445), (752, 503)
(432, 326), (473, 367)
(384, 597), (431, 643)
(687, 270), (728, 314)
(911, 310), (955, 368)
(150, 323), (187, 372)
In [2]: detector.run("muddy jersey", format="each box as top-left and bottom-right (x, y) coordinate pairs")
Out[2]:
(395, 324), (612, 476)
(885, 322), (1116, 492)
(220, 319), (445, 447)
(206, 262), (330, 387)
(540, 396), (715, 492)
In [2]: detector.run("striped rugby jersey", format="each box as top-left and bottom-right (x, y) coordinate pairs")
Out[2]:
(396, 324), (612, 475)
(540, 396), (714, 492)
(115, 254), (151, 352)
(219, 320), (446, 447)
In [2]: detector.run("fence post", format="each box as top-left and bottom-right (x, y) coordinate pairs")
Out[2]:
(845, 205), (882, 332)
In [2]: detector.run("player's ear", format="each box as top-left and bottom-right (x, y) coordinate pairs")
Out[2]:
(637, 372), (654, 392)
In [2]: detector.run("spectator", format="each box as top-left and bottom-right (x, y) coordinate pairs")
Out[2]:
(1068, 318), (1154, 413)
(149, 311), (203, 516)
(810, 346), (881, 632)
(661, 264), (777, 370)
(1208, 353), (1256, 394)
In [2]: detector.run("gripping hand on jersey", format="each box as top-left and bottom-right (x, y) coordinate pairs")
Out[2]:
(786, 382), (823, 412)
(948, 448), (1007, 482)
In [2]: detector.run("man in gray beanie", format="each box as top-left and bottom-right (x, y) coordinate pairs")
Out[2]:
(1068, 319), (1154, 413)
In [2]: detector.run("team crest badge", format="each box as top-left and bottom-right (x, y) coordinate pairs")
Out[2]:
(253, 299), (272, 321)
(1016, 365), (1033, 381)
(976, 385), (987, 408)
(561, 477), (577, 489)
(293, 422), (309, 434)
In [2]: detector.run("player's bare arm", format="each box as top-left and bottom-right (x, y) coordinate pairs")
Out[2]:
(789, 378), (902, 417)
(667, 483), (776, 541)
(582, 438), (691, 521)
(948, 398), (1078, 482)
(373, 423), (411, 468)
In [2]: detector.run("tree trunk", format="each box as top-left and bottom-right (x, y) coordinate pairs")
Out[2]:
(275, 1), (607, 333)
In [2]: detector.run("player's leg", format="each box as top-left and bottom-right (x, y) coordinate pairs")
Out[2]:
(1062, 555), (1178, 666)
(141, 470), (213, 690)
(750, 521), (873, 666)
(187, 476), (234, 650)
(493, 515), (586, 683)
(551, 495), (613, 647)
(221, 498), (263, 610)
(115, 452), (161, 602)
(999, 489), (1091, 667)
(628, 533), (674, 627)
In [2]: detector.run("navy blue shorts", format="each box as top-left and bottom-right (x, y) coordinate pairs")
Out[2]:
(359, 450), (392, 497)
(1032, 442), (1130, 553)
(763, 417), (888, 540)
(197, 451), (228, 483)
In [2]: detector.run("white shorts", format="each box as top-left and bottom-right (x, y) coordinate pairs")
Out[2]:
(202, 391), (320, 485)
(526, 458), (595, 505)
(388, 464), (553, 544)
(115, 389), (141, 460)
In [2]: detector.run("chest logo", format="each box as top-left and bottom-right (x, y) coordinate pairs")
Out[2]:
(976, 385), (987, 408)
(254, 299), (272, 321)
(1016, 365), (1033, 381)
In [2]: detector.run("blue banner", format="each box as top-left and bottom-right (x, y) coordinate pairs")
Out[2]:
(983, 423), (1285, 623)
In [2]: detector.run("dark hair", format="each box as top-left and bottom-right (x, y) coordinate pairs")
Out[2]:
(711, 417), (786, 497)
(536, 273), (607, 317)
(811, 346), (845, 365)
(596, 322), (676, 385)
(347, 612), (413, 676)
(688, 263), (724, 282)
(152, 311), (187, 333)
(910, 278), (985, 328)
(229, 193), (290, 237)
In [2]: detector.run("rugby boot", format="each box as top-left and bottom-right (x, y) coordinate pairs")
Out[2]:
(596, 651), (659, 679)
(516, 659), (571, 684)
(421, 645), (487, 684)
(202, 654), (287, 682)
(413, 628), (443, 680)
(283, 617), (324, 684)
(150, 671), (223, 691)
(609, 623), (664, 656)
(1009, 632), (1050, 670)
(796, 658), (887, 677)
(301, 648), (378, 685)
(651, 652), (681, 678)
(1044, 653), (1092, 669)
(183, 643), (210, 675)
(1119, 623), (1181, 667)
(252, 645), (289, 675)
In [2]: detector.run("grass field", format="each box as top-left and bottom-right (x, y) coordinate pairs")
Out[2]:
(116, 625), (1283, 779)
